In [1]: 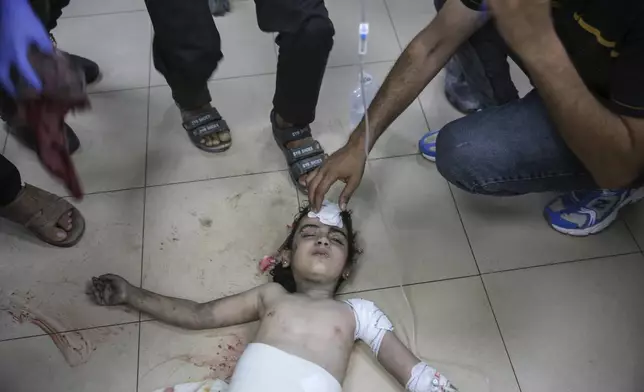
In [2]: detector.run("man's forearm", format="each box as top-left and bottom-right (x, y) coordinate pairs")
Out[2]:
(126, 286), (214, 329)
(348, 0), (487, 151)
(520, 31), (640, 188)
(350, 25), (448, 150)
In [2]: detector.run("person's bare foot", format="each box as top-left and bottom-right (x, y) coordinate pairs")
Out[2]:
(181, 104), (232, 150)
(50, 210), (73, 241)
(0, 184), (85, 247)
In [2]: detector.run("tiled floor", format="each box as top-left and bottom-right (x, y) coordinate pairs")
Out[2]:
(1, 1), (644, 391)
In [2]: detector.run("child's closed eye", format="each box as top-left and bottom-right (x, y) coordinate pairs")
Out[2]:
(330, 236), (345, 245)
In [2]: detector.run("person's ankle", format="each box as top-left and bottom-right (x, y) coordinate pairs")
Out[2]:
(275, 112), (293, 129)
(178, 103), (212, 121)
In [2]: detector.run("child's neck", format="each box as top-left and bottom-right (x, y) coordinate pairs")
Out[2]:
(295, 280), (336, 300)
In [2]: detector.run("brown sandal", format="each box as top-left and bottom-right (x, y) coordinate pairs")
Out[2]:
(0, 184), (85, 247)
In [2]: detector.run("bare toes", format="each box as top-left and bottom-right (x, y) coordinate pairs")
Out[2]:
(56, 211), (73, 231)
(218, 131), (231, 143)
(206, 134), (221, 147)
(51, 227), (68, 241)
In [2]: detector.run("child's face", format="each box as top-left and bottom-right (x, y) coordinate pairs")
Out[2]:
(289, 216), (350, 285)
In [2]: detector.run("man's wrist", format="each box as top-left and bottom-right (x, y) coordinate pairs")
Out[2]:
(348, 124), (367, 150)
(348, 122), (378, 154)
(515, 28), (562, 65)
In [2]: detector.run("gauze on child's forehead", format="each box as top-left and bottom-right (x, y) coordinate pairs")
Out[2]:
(307, 201), (344, 229)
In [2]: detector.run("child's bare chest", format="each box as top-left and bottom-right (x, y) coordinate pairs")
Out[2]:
(254, 297), (356, 381)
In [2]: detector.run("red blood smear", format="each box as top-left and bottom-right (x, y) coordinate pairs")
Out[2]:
(25, 100), (83, 199)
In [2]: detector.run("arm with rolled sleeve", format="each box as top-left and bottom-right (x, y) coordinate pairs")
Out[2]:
(486, 0), (644, 189)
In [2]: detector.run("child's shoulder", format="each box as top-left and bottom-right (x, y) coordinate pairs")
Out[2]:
(257, 282), (288, 303)
(259, 282), (288, 295)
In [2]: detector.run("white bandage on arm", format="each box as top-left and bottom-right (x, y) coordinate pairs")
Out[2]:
(344, 298), (393, 355)
(406, 362), (458, 392)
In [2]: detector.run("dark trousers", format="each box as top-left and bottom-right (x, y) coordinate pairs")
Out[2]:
(0, 155), (22, 206)
(145, 0), (334, 125)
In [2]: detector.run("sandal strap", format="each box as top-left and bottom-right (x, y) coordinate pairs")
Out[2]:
(0, 184), (73, 229)
(182, 109), (230, 140)
(182, 108), (222, 131)
(290, 153), (325, 179)
(285, 141), (324, 166)
(274, 125), (313, 146)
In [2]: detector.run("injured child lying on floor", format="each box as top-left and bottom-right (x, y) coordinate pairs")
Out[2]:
(87, 201), (457, 392)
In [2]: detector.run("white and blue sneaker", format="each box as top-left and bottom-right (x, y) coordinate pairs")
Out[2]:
(544, 188), (644, 236)
(418, 130), (440, 162)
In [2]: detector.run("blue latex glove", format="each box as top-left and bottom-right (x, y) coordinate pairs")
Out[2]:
(0, 0), (53, 96)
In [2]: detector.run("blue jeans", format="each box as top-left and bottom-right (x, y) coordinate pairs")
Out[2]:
(435, 90), (599, 196)
(433, 0), (598, 196)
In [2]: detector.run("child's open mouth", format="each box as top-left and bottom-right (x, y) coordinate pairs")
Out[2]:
(312, 249), (330, 258)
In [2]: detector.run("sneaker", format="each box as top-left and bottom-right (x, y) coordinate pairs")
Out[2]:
(444, 58), (484, 114)
(209, 0), (231, 16)
(418, 129), (439, 162)
(544, 188), (644, 236)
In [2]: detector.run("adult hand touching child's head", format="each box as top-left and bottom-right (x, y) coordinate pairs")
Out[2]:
(304, 139), (367, 213)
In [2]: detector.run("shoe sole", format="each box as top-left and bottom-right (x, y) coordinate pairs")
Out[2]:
(549, 189), (644, 236)
(420, 152), (436, 162)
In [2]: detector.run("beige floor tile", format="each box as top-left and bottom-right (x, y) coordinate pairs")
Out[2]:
(452, 189), (639, 273)
(322, 155), (477, 293)
(0, 324), (138, 392)
(340, 278), (520, 392)
(326, 0), (400, 67)
(146, 75), (289, 186)
(142, 172), (298, 302)
(61, 0), (145, 17)
(138, 321), (257, 391)
(384, 0), (437, 47)
(509, 60), (532, 97)
(4, 89), (149, 196)
(624, 203), (644, 250)
(149, 2), (277, 86)
(53, 12), (152, 92)
(313, 62), (429, 159)
(0, 190), (143, 340)
(483, 254), (644, 392)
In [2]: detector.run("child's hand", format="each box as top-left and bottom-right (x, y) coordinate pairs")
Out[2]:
(88, 274), (130, 306)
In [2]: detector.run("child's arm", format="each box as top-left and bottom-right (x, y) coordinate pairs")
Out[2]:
(377, 332), (420, 386)
(377, 332), (458, 392)
(88, 274), (275, 330)
(344, 299), (457, 391)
